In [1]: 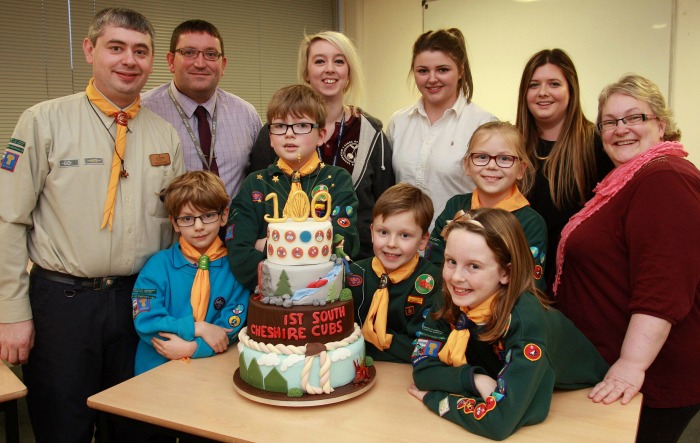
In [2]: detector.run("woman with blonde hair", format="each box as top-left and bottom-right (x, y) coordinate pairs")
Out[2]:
(248, 31), (394, 260)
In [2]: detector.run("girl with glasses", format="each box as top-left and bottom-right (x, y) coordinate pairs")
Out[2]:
(427, 122), (547, 292)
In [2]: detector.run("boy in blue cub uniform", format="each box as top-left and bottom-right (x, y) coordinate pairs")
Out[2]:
(133, 171), (249, 375)
(226, 84), (359, 292)
(347, 183), (441, 363)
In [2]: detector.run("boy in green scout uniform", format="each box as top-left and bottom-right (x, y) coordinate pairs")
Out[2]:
(346, 183), (441, 363)
(226, 85), (359, 292)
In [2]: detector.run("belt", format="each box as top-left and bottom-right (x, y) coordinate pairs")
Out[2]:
(31, 265), (137, 291)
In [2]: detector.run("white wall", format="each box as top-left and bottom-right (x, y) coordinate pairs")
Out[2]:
(346, 0), (699, 165)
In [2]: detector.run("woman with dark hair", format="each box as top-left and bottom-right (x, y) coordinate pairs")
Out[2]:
(388, 28), (496, 230)
(516, 49), (613, 291)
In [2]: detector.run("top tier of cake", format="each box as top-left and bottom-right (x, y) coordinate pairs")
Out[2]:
(266, 218), (334, 266)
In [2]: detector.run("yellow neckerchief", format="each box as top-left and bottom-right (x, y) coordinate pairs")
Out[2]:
(86, 77), (141, 231)
(178, 236), (227, 322)
(438, 293), (496, 367)
(362, 254), (420, 350)
(471, 185), (529, 212)
(276, 154), (322, 215)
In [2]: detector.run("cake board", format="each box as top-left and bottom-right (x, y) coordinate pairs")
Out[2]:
(233, 366), (376, 407)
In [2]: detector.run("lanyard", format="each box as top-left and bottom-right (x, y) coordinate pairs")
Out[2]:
(167, 85), (218, 171)
(317, 109), (345, 166)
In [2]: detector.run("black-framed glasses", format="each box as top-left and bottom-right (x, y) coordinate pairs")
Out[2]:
(469, 153), (519, 168)
(175, 211), (221, 227)
(174, 48), (223, 61)
(598, 114), (657, 132)
(268, 122), (320, 135)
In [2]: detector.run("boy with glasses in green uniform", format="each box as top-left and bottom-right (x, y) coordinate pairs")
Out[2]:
(132, 171), (249, 375)
(226, 84), (359, 292)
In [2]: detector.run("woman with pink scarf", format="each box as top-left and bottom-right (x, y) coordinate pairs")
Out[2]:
(554, 74), (700, 443)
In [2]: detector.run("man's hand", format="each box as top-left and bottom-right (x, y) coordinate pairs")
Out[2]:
(0, 320), (35, 364)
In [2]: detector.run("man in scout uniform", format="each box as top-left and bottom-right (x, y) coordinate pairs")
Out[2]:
(0, 8), (184, 441)
(141, 19), (261, 199)
(346, 183), (441, 363)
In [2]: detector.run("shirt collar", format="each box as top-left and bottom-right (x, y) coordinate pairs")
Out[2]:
(170, 80), (218, 118)
(409, 91), (467, 119)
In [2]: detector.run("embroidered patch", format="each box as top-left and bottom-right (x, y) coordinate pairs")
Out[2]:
(232, 304), (245, 315)
(228, 315), (241, 328)
(214, 297), (225, 310)
(312, 184), (329, 199)
(1, 151), (20, 172)
(345, 273), (363, 287)
(407, 295), (424, 305)
(474, 396), (497, 420)
(9, 138), (25, 148)
(457, 397), (476, 414)
(331, 206), (340, 216)
(534, 265), (543, 280)
(530, 246), (539, 258)
(414, 338), (441, 357)
(524, 343), (542, 361)
(337, 217), (350, 228)
(497, 377), (507, 395)
(414, 274), (435, 294)
(404, 305), (415, 316)
(505, 349), (512, 363)
(59, 159), (79, 167)
(345, 205), (353, 216)
(225, 225), (234, 241)
(134, 297), (151, 314)
(84, 157), (104, 165)
(251, 191), (264, 203)
(438, 397), (450, 416)
(6, 143), (24, 154)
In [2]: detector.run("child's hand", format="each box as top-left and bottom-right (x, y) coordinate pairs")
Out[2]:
(151, 332), (196, 360)
(407, 383), (428, 401)
(254, 238), (266, 252)
(474, 374), (497, 399)
(194, 321), (233, 353)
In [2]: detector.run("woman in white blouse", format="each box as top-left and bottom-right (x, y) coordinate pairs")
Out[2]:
(387, 28), (496, 229)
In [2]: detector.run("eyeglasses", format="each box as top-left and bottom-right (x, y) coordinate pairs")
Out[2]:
(174, 48), (223, 61)
(469, 153), (519, 168)
(598, 114), (657, 132)
(174, 211), (221, 227)
(268, 122), (320, 135)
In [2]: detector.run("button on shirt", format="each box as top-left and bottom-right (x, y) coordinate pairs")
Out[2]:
(387, 92), (496, 229)
(142, 81), (262, 199)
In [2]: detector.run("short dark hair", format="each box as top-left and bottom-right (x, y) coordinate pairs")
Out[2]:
(87, 8), (155, 48)
(169, 20), (224, 55)
(266, 84), (327, 128)
(160, 171), (229, 217)
(372, 183), (434, 234)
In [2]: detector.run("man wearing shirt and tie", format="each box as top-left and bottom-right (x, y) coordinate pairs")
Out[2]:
(142, 20), (262, 199)
(0, 8), (184, 441)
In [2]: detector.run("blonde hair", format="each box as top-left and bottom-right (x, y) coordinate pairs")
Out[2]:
(436, 208), (550, 342)
(465, 121), (535, 195)
(297, 31), (365, 106)
(516, 49), (598, 208)
(597, 74), (680, 142)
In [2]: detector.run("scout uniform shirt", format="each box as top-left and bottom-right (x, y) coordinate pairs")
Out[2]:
(0, 92), (184, 322)
(347, 256), (441, 363)
(412, 292), (608, 441)
(226, 162), (360, 292)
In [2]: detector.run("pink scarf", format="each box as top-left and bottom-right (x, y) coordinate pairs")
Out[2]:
(553, 141), (687, 295)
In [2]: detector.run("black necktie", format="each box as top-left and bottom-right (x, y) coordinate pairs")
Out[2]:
(194, 106), (219, 175)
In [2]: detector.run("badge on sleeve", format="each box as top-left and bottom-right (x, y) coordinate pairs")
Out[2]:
(524, 343), (542, 361)
(414, 274), (434, 294)
(1, 151), (20, 172)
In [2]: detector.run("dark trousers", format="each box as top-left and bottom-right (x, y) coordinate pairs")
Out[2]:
(637, 402), (700, 443)
(23, 273), (138, 443)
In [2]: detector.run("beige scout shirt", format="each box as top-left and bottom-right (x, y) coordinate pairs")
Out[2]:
(0, 92), (185, 323)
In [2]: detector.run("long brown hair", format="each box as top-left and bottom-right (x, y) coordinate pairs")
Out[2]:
(411, 28), (473, 103)
(436, 208), (550, 342)
(516, 49), (597, 208)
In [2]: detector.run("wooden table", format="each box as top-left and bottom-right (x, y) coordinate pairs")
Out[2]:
(88, 348), (641, 442)
(1, 362), (28, 443)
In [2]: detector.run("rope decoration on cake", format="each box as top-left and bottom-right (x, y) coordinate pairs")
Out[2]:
(301, 343), (333, 394)
(238, 323), (362, 355)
